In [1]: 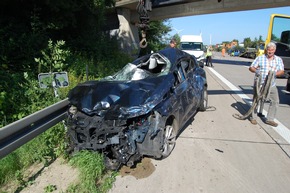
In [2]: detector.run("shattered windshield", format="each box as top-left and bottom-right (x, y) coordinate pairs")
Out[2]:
(103, 53), (171, 81)
(103, 63), (152, 81)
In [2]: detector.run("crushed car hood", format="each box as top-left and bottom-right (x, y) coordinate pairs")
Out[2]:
(68, 74), (175, 119)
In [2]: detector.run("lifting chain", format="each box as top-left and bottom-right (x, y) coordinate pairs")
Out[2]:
(233, 71), (274, 120)
(136, 0), (151, 48)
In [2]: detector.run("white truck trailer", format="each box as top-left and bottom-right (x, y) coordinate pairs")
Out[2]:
(180, 35), (205, 67)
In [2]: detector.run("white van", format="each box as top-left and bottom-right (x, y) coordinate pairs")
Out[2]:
(180, 35), (205, 66)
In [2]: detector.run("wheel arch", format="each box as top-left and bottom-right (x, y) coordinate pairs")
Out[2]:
(165, 115), (179, 133)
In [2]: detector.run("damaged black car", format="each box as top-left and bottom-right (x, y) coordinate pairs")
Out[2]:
(66, 48), (208, 170)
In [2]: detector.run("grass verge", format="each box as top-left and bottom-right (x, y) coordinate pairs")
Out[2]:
(67, 151), (117, 193)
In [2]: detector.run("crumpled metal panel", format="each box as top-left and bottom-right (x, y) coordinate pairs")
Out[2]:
(68, 48), (184, 119)
(68, 48), (190, 119)
(68, 72), (175, 120)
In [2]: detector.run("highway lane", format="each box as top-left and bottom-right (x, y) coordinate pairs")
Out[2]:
(211, 51), (290, 128)
(210, 52), (290, 155)
(109, 53), (290, 193)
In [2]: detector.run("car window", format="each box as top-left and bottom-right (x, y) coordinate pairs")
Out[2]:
(177, 62), (186, 82)
(173, 71), (181, 86)
(181, 61), (189, 73)
(190, 57), (198, 69)
(180, 59), (193, 78)
(187, 59), (193, 70)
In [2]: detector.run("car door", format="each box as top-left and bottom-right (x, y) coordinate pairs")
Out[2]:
(188, 57), (205, 113)
(180, 58), (198, 122)
(172, 58), (195, 126)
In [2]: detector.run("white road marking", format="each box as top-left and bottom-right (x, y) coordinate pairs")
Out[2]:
(207, 67), (290, 144)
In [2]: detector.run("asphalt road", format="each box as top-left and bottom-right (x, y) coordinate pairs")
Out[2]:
(211, 52), (290, 129)
(109, 52), (290, 193)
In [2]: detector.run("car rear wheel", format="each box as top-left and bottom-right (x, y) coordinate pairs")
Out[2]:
(161, 121), (177, 158)
(199, 87), (208, 111)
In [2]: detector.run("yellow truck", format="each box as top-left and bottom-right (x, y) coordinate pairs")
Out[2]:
(265, 14), (290, 93)
(256, 42), (265, 57)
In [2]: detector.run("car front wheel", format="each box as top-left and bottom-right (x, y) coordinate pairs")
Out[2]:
(161, 120), (177, 158)
(199, 87), (208, 111)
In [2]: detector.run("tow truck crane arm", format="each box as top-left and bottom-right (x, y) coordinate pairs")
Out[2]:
(136, 0), (151, 48)
(135, 0), (189, 48)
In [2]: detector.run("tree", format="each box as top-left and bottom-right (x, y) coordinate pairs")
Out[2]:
(258, 35), (264, 42)
(138, 19), (172, 56)
(232, 39), (239, 44)
(0, 0), (116, 74)
(271, 33), (280, 42)
(0, 0), (119, 126)
(243, 37), (252, 48)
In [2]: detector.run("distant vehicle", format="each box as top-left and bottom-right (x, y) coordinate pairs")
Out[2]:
(256, 42), (265, 57)
(264, 14), (290, 92)
(239, 47), (256, 59)
(227, 47), (245, 57)
(66, 48), (208, 170)
(180, 35), (205, 67)
(229, 49), (241, 57)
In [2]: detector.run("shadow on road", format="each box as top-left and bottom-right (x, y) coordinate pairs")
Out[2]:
(277, 86), (290, 106)
(231, 101), (250, 117)
(208, 89), (250, 95)
(209, 86), (290, 106)
(213, 58), (252, 66)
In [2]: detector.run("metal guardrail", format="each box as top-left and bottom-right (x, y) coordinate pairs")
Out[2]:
(0, 98), (69, 159)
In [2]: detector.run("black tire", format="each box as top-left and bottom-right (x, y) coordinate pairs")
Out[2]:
(199, 87), (208, 111)
(160, 120), (177, 158)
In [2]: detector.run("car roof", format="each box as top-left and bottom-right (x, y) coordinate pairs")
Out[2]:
(133, 48), (192, 70)
(159, 48), (191, 65)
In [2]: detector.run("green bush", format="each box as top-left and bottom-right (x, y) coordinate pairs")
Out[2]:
(0, 39), (131, 191)
(0, 1), (135, 192)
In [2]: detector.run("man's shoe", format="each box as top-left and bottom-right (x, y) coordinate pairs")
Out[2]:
(265, 120), (278, 127)
(257, 113), (265, 117)
(250, 119), (257, 125)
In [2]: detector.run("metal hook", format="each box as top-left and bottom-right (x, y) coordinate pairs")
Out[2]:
(140, 30), (147, 48)
(140, 38), (147, 48)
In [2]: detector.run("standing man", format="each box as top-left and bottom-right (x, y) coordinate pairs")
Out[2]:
(248, 42), (284, 127)
(206, 46), (213, 67)
(169, 38), (177, 48)
(221, 46), (226, 57)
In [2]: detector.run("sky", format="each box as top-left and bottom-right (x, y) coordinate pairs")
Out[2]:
(168, 6), (290, 45)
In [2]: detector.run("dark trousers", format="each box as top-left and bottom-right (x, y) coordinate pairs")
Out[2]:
(206, 56), (213, 67)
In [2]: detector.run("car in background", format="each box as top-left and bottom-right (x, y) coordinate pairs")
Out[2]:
(228, 47), (245, 57)
(231, 50), (241, 56)
(66, 48), (208, 170)
(256, 42), (265, 57)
